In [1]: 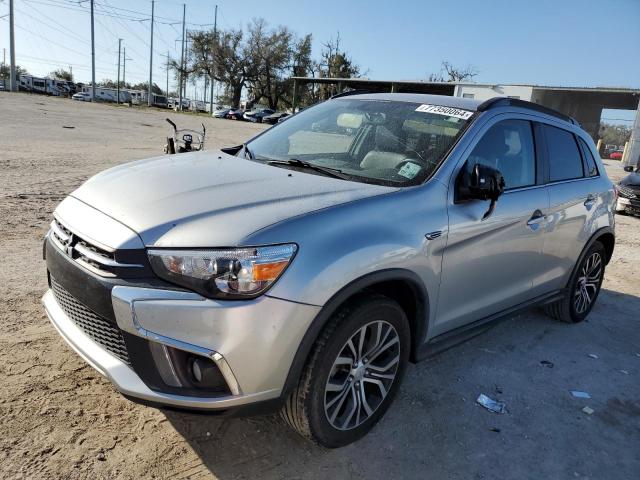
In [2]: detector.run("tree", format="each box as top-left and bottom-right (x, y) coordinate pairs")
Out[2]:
(316, 32), (362, 99)
(50, 68), (73, 82)
(428, 61), (478, 82)
(245, 19), (296, 109)
(99, 78), (131, 89)
(599, 123), (631, 146)
(188, 27), (250, 107)
(1, 64), (28, 80)
(130, 81), (164, 95)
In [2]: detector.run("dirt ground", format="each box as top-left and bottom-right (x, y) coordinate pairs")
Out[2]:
(0, 93), (638, 480)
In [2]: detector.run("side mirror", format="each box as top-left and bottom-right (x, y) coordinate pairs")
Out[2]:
(457, 164), (505, 220)
(623, 165), (634, 173)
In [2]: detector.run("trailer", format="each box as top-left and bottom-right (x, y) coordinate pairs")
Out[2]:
(151, 93), (168, 108)
(18, 75), (62, 96)
(81, 86), (131, 103)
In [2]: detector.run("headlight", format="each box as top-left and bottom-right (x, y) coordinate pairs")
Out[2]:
(148, 244), (297, 299)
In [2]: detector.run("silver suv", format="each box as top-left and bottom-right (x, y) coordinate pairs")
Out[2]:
(43, 93), (615, 447)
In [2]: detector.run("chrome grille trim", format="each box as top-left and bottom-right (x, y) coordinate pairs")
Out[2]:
(74, 242), (142, 268)
(51, 277), (131, 365)
(50, 218), (143, 276)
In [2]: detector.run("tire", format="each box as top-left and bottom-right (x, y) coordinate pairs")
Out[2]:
(544, 240), (606, 323)
(281, 294), (410, 447)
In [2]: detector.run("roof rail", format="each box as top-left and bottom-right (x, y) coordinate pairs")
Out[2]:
(330, 89), (370, 99)
(477, 97), (579, 125)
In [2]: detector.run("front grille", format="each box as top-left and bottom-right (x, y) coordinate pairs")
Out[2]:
(51, 277), (131, 365)
(50, 218), (143, 277)
(617, 184), (638, 198)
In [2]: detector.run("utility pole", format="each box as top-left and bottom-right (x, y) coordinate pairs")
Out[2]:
(123, 48), (130, 87)
(9, 0), (16, 91)
(209, 4), (217, 113)
(69, 65), (73, 80)
(178, 3), (186, 111)
(624, 99), (640, 169)
(90, 0), (96, 101)
(117, 38), (122, 104)
(164, 50), (169, 96)
(148, 0), (154, 106)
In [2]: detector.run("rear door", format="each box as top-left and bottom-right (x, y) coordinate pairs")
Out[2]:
(435, 116), (549, 336)
(536, 123), (601, 291)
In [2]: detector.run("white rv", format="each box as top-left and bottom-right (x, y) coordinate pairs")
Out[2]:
(82, 86), (131, 103)
(18, 75), (61, 96)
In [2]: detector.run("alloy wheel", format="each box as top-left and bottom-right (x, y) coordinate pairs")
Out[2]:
(574, 251), (603, 314)
(324, 320), (400, 431)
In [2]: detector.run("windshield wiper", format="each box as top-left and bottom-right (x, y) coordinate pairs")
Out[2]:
(267, 158), (350, 180)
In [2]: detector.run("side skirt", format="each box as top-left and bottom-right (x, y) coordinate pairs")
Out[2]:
(414, 289), (565, 361)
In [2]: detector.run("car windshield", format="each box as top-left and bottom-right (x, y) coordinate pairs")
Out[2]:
(247, 98), (474, 186)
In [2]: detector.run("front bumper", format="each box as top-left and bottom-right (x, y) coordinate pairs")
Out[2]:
(616, 196), (640, 213)
(43, 267), (320, 411)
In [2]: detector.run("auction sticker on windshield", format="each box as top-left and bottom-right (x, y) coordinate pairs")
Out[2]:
(415, 104), (473, 120)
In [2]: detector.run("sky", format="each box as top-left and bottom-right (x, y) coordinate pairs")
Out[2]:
(1, 0), (639, 122)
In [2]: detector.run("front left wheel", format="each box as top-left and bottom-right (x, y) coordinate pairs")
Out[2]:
(282, 295), (410, 447)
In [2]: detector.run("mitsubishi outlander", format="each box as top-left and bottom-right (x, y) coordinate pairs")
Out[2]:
(43, 93), (615, 447)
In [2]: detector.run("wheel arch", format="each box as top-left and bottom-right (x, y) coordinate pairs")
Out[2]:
(594, 228), (615, 264)
(280, 269), (429, 399)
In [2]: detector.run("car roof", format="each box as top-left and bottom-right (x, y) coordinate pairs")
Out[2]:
(333, 92), (483, 110)
(333, 92), (577, 126)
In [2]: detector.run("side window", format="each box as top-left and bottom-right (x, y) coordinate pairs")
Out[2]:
(466, 119), (536, 190)
(578, 138), (600, 177)
(543, 125), (584, 182)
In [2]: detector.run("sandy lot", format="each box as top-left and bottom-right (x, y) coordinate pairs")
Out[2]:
(0, 93), (638, 480)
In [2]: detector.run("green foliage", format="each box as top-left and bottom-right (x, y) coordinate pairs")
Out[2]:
(599, 123), (632, 147)
(50, 69), (73, 82)
(186, 21), (362, 109)
(0, 64), (29, 79)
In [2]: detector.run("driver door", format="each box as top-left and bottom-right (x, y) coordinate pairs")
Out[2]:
(433, 118), (549, 336)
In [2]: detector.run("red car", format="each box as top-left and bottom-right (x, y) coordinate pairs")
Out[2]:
(610, 150), (623, 160)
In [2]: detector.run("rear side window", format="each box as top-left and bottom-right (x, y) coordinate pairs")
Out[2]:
(543, 125), (584, 182)
(578, 138), (600, 177)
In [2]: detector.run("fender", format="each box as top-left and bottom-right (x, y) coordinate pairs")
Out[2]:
(279, 269), (430, 399)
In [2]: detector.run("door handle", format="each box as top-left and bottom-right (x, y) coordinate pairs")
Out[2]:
(584, 194), (596, 209)
(526, 210), (547, 230)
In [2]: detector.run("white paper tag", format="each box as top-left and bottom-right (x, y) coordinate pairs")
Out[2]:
(415, 104), (473, 120)
(398, 162), (422, 179)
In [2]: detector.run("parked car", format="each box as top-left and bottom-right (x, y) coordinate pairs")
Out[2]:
(610, 150), (624, 160)
(615, 164), (640, 215)
(263, 112), (290, 124)
(72, 92), (92, 102)
(42, 93), (615, 448)
(212, 108), (231, 118)
(226, 108), (244, 120)
(190, 100), (206, 112)
(244, 108), (275, 123)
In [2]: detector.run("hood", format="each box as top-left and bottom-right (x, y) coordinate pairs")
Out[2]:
(72, 151), (395, 247)
(620, 172), (640, 187)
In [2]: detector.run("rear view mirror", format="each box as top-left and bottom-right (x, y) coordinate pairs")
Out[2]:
(623, 165), (634, 173)
(336, 113), (363, 129)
